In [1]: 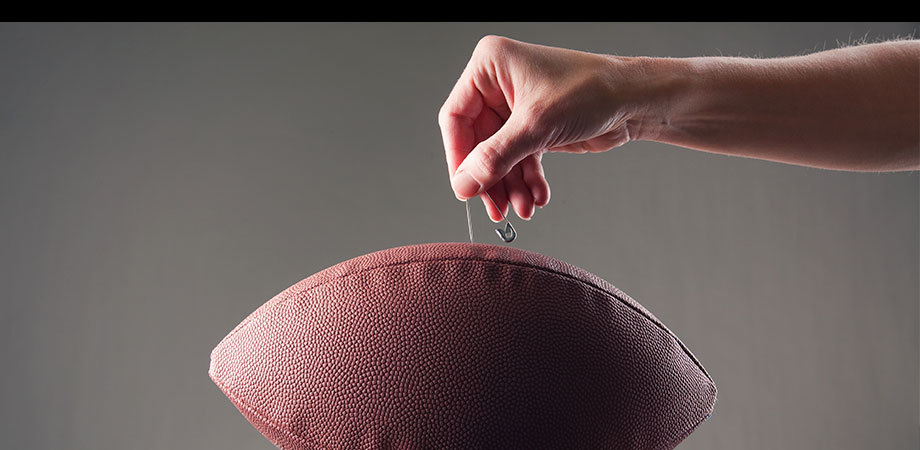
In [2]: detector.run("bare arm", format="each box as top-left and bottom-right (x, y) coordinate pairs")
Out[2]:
(440, 37), (920, 221)
(629, 40), (920, 171)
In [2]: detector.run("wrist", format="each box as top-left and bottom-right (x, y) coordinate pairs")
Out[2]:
(599, 54), (696, 143)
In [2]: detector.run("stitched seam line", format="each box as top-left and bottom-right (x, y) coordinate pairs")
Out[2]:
(228, 255), (712, 382)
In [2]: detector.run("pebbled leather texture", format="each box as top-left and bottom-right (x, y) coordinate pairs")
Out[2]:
(209, 242), (716, 449)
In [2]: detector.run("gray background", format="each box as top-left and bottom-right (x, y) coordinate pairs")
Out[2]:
(0, 22), (917, 449)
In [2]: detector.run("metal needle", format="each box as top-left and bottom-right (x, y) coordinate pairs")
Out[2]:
(465, 199), (474, 243)
(483, 191), (516, 243)
(463, 192), (517, 244)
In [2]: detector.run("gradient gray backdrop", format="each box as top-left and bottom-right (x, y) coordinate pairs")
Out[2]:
(1, 22), (917, 449)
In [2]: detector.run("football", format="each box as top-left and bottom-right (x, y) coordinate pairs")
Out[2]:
(209, 242), (716, 449)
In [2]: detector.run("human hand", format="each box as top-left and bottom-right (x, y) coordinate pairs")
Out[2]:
(441, 37), (920, 217)
(439, 35), (644, 221)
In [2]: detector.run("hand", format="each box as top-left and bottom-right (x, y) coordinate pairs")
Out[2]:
(440, 37), (919, 223)
(438, 35), (642, 221)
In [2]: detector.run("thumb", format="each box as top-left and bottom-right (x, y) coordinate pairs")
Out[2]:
(451, 112), (541, 200)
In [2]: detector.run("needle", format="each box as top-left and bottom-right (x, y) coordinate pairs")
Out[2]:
(464, 192), (516, 243)
(465, 199), (474, 243)
(483, 191), (516, 243)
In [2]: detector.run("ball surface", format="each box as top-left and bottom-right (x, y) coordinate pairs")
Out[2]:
(209, 242), (716, 449)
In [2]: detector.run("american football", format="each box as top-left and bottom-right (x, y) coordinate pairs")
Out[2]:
(209, 242), (716, 449)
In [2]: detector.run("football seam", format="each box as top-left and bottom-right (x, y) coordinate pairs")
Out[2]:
(220, 254), (715, 384)
(214, 254), (717, 446)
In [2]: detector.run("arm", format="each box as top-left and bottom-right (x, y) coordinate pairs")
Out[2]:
(628, 40), (920, 171)
(439, 37), (920, 221)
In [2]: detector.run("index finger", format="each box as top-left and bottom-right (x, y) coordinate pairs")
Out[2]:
(438, 67), (484, 177)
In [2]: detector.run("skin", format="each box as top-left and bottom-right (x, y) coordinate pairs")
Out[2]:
(438, 35), (920, 222)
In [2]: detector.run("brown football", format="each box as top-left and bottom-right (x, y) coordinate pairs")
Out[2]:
(209, 242), (716, 449)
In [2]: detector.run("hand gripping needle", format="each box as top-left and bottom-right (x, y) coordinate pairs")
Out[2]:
(465, 192), (516, 243)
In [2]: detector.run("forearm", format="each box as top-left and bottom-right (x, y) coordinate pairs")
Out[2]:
(622, 41), (920, 171)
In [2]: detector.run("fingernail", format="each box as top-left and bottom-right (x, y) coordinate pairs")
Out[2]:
(451, 169), (481, 200)
(522, 207), (534, 221)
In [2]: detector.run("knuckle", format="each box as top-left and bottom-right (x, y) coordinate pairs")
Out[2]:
(437, 105), (451, 127)
(475, 145), (506, 178)
(475, 35), (511, 55)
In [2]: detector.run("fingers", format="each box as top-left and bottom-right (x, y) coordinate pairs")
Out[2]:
(500, 153), (549, 221)
(440, 36), (554, 216)
(481, 182), (509, 223)
(451, 111), (541, 200)
(439, 38), (513, 184)
(504, 163), (534, 220)
(520, 152), (550, 208)
(439, 69), (484, 179)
